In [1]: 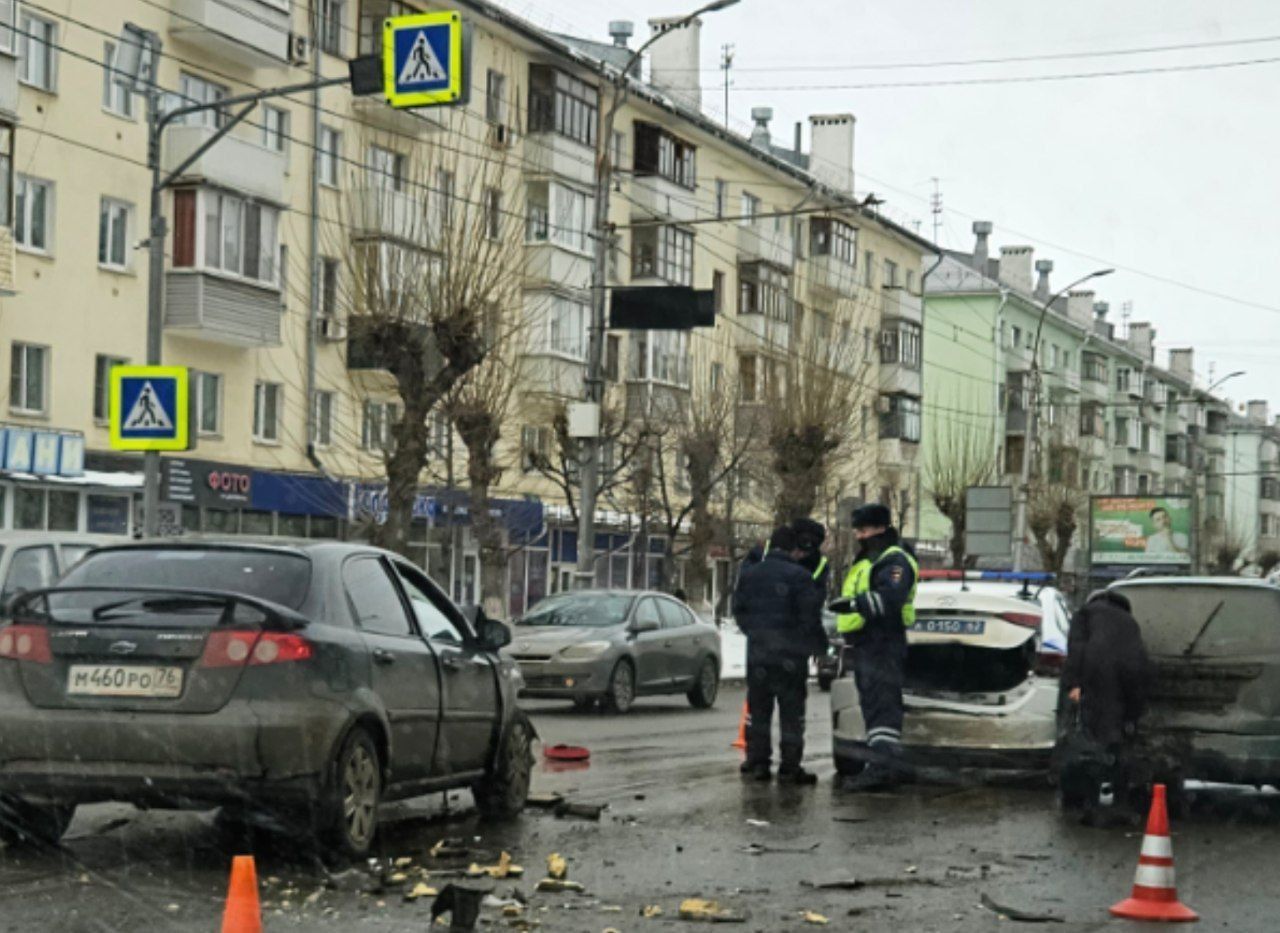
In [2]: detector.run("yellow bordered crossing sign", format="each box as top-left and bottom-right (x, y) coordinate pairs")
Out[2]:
(109, 365), (190, 452)
(384, 11), (463, 109)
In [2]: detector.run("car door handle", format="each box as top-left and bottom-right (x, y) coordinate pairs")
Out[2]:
(440, 654), (465, 671)
(373, 648), (396, 666)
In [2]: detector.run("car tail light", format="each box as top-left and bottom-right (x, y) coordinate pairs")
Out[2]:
(998, 611), (1041, 630)
(200, 631), (313, 668)
(1035, 650), (1065, 675)
(0, 625), (52, 663)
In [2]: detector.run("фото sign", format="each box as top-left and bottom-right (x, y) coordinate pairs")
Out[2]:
(1090, 496), (1193, 567)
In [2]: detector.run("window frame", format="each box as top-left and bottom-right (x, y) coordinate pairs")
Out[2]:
(14, 174), (54, 254)
(737, 260), (792, 321)
(879, 394), (922, 443)
(261, 105), (289, 153)
(528, 64), (598, 148)
(252, 381), (282, 444)
(10, 341), (48, 415)
(312, 389), (334, 448)
(879, 319), (922, 370)
(101, 40), (136, 119)
(97, 197), (133, 271)
(318, 126), (342, 188)
(17, 11), (57, 92)
(633, 122), (696, 190)
(177, 187), (281, 287)
(92, 353), (129, 423)
(318, 0), (345, 57)
(809, 217), (857, 265)
(485, 68), (507, 124)
(631, 224), (694, 286)
(195, 370), (223, 437)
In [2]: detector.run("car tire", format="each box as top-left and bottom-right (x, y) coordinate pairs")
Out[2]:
(687, 657), (719, 709)
(0, 796), (75, 848)
(473, 712), (534, 820)
(319, 726), (382, 861)
(602, 659), (636, 714)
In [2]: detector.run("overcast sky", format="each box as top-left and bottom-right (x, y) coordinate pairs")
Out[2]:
(499, 0), (1280, 412)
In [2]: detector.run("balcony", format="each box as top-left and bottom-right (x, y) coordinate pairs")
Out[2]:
(351, 97), (446, 137)
(625, 380), (689, 421)
(0, 41), (15, 118)
(1050, 367), (1082, 394)
(1080, 435), (1108, 461)
(879, 437), (919, 469)
(519, 351), (586, 398)
(524, 132), (594, 187)
(352, 186), (437, 246)
(524, 242), (591, 291)
(881, 287), (922, 323)
(164, 124), (285, 203)
(735, 312), (792, 352)
(1006, 408), (1029, 434)
(1080, 376), (1109, 400)
(164, 271), (281, 347)
(630, 175), (697, 224)
(0, 226), (15, 295)
(737, 224), (794, 268)
(879, 363), (921, 397)
(804, 253), (858, 299)
(170, 0), (289, 68)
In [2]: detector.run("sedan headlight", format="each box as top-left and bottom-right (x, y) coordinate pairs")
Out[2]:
(558, 641), (612, 660)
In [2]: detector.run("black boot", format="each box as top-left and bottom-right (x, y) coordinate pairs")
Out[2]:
(839, 762), (898, 792)
(740, 761), (771, 781)
(777, 766), (818, 786)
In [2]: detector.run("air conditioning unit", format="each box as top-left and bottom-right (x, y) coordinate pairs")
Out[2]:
(487, 123), (516, 149)
(288, 32), (311, 65)
(318, 314), (347, 342)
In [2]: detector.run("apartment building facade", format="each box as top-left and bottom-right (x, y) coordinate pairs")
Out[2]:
(0, 0), (931, 614)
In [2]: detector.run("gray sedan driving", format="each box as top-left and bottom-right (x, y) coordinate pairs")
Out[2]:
(505, 590), (721, 713)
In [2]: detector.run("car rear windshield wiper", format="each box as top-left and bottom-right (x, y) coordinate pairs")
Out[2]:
(92, 595), (230, 621)
(1182, 599), (1226, 657)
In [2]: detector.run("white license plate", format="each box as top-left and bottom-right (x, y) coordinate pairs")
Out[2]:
(67, 664), (184, 698)
(917, 618), (986, 636)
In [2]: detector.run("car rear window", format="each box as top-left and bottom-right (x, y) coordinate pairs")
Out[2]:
(1115, 583), (1280, 658)
(57, 547), (312, 612)
(518, 593), (634, 627)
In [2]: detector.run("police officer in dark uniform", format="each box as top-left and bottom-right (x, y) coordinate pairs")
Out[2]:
(828, 504), (919, 791)
(732, 526), (825, 784)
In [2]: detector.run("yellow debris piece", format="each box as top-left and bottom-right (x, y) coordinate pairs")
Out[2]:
(678, 898), (738, 922)
(802, 911), (830, 925)
(468, 851), (524, 879)
(404, 882), (439, 901)
(641, 904), (664, 918)
(547, 852), (568, 880)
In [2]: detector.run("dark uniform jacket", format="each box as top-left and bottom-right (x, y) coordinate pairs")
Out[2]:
(732, 550), (825, 662)
(844, 529), (917, 646)
(1063, 591), (1152, 747)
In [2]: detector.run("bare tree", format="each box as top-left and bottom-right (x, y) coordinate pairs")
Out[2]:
(1026, 436), (1087, 575)
(1207, 521), (1247, 575)
(924, 415), (998, 567)
(329, 127), (524, 556)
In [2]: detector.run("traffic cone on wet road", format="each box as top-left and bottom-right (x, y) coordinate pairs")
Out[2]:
(1110, 784), (1198, 923)
(731, 701), (747, 750)
(221, 854), (263, 933)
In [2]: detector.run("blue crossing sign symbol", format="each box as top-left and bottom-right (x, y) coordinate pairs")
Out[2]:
(383, 11), (463, 108)
(109, 365), (190, 452)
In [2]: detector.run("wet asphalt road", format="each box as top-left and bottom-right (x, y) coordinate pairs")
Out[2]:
(1, 683), (1278, 931)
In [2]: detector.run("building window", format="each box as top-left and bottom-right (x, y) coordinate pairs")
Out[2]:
(253, 381), (282, 443)
(434, 168), (455, 227)
(261, 106), (289, 152)
(1080, 403), (1106, 439)
(520, 425), (550, 472)
(486, 69), (506, 124)
(632, 225), (694, 285)
(195, 370), (222, 435)
(483, 187), (501, 239)
(174, 189), (279, 286)
(740, 192), (760, 226)
(318, 0), (345, 56)
(98, 198), (132, 270)
(320, 257), (340, 316)
(102, 41), (135, 118)
(863, 250), (875, 286)
(357, 0), (412, 54)
(528, 65), (598, 148)
(362, 399), (399, 451)
(312, 390), (334, 447)
(633, 122), (696, 189)
(646, 331), (690, 386)
(604, 334), (620, 382)
(10, 342), (47, 414)
(366, 145), (404, 191)
(529, 294), (588, 359)
(712, 270), (725, 315)
(879, 395), (921, 443)
(0, 0), (15, 56)
(738, 261), (791, 321)
(809, 217), (857, 265)
(14, 175), (53, 253)
(880, 320), (922, 369)
(1083, 352), (1107, 384)
(17, 12), (56, 91)
(92, 354), (128, 422)
(738, 354), (758, 402)
(318, 126), (341, 187)
(883, 258), (899, 288)
(177, 73), (228, 128)
(525, 181), (592, 253)
(714, 179), (727, 219)
(1114, 416), (1132, 448)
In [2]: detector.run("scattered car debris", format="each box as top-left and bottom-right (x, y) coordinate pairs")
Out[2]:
(431, 838), (472, 859)
(800, 878), (862, 891)
(431, 882), (492, 931)
(535, 878), (587, 894)
(547, 854), (568, 881)
(404, 882), (440, 902)
(678, 898), (747, 923)
(745, 819), (771, 827)
(544, 744), (590, 762)
(740, 842), (821, 855)
(801, 910), (830, 925)
(979, 893), (1065, 924)
(526, 793), (565, 809)
(555, 801), (605, 821)
(468, 852), (523, 879)
(832, 816), (869, 824)
(641, 905), (664, 918)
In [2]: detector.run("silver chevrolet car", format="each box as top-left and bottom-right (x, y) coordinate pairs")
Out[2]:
(506, 590), (721, 713)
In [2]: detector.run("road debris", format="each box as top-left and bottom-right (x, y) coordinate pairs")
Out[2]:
(745, 819), (771, 827)
(740, 842), (821, 855)
(535, 878), (586, 893)
(801, 910), (830, 925)
(555, 801), (605, 821)
(431, 838), (472, 859)
(979, 893), (1065, 924)
(547, 853), (568, 880)
(468, 852), (523, 879)
(526, 793), (565, 809)
(431, 882), (492, 931)
(641, 905), (664, 918)
(404, 882), (440, 902)
(678, 898), (747, 923)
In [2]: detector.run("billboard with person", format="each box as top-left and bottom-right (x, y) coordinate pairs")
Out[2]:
(1090, 496), (1194, 567)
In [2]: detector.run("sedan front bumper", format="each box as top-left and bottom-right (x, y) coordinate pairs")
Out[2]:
(514, 656), (610, 699)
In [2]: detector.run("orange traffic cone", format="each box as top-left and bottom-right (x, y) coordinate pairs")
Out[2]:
(1110, 784), (1198, 923)
(731, 701), (748, 750)
(221, 855), (263, 933)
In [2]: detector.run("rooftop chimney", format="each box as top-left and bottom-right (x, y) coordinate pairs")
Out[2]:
(608, 20), (634, 47)
(1128, 321), (1156, 362)
(998, 245), (1034, 293)
(808, 113), (855, 194)
(1169, 348), (1194, 384)
(972, 221), (993, 268)
(1247, 400), (1270, 425)
(647, 16), (702, 110)
(1066, 290), (1095, 328)
(1034, 259), (1053, 301)
(749, 106), (772, 149)
(794, 121), (802, 155)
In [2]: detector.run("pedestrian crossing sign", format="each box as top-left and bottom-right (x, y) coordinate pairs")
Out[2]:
(383, 11), (463, 109)
(109, 365), (190, 451)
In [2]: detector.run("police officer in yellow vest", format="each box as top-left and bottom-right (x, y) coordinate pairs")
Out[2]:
(828, 503), (919, 791)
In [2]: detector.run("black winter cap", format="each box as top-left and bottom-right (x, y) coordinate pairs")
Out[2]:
(851, 503), (892, 529)
(768, 526), (798, 551)
(791, 517), (827, 550)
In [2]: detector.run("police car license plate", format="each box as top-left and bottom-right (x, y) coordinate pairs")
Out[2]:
(917, 618), (985, 636)
(67, 665), (183, 698)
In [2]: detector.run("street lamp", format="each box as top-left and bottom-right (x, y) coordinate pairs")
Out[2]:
(1207, 371), (1245, 394)
(1011, 267), (1114, 571)
(574, 0), (740, 588)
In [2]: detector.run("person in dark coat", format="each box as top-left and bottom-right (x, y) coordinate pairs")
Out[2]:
(732, 526), (825, 784)
(791, 517), (831, 596)
(1063, 589), (1151, 747)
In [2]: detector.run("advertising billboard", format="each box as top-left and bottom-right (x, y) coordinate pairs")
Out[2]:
(1090, 496), (1194, 567)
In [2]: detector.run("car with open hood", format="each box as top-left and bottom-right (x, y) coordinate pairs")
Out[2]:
(831, 578), (1059, 775)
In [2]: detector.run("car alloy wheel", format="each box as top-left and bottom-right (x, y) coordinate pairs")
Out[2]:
(605, 660), (635, 714)
(343, 742), (378, 850)
(688, 657), (719, 708)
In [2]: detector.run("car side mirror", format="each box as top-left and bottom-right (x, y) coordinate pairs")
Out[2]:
(477, 617), (512, 651)
(630, 618), (660, 634)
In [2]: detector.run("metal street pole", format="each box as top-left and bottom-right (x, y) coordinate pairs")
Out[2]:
(1012, 267), (1113, 571)
(574, 0), (739, 587)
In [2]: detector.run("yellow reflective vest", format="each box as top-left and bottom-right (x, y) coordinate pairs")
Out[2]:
(836, 545), (919, 634)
